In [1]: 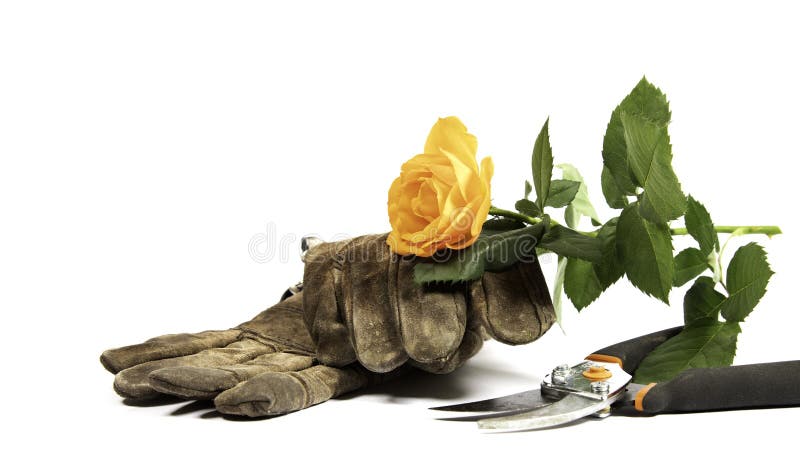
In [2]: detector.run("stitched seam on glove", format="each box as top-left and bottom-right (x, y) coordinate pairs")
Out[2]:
(236, 329), (315, 355)
(237, 306), (316, 354)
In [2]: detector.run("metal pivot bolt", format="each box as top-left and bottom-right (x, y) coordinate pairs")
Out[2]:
(590, 380), (612, 419)
(591, 381), (610, 395)
(552, 363), (571, 384)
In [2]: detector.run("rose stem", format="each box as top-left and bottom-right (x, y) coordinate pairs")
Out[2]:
(488, 206), (782, 238)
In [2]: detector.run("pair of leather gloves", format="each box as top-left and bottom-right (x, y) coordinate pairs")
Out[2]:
(101, 234), (555, 417)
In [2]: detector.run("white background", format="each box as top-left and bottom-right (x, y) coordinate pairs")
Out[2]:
(2, 1), (798, 466)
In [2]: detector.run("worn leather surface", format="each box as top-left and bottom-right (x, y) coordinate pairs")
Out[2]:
(303, 233), (555, 373)
(101, 234), (555, 417)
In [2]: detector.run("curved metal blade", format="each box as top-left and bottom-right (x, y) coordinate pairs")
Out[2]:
(429, 389), (552, 414)
(433, 407), (549, 422)
(477, 392), (622, 432)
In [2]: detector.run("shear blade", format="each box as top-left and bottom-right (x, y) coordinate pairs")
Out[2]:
(429, 389), (551, 414)
(477, 392), (621, 432)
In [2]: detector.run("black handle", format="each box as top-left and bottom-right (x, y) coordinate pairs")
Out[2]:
(587, 327), (683, 375)
(638, 361), (800, 414)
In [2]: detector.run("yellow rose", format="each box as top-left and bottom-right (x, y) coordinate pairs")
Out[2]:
(387, 117), (494, 257)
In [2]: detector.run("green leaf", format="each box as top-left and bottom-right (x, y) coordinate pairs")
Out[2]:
(413, 222), (548, 284)
(553, 256), (567, 329)
(593, 217), (625, 289)
(563, 219), (624, 310)
(514, 198), (541, 217)
(673, 248), (710, 287)
(538, 225), (604, 263)
(616, 203), (673, 303)
(620, 111), (687, 223)
(565, 205), (600, 230)
(620, 77), (672, 124)
(531, 118), (553, 210)
(721, 243), (774, 322)
(558, 163), (601, 225)
(545, 179), (580, 208)
(481, 218), (525, 237)
(601, 165), (627, 209)
(683, 276), (725, 324)
(564, 258), (603, 311)
(602, 111), (638, 195)
(524, 180), (532, 199)
(602, 77), (671, 197)
(633, 318), (740, 384)
(685, 196), (718, 255)
(564, 206), (579, 229)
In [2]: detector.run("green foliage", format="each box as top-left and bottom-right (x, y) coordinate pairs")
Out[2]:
(538, 225), (604, 263)
(426, 77), (777, 384)
(602, 113), (637, 197)
(546, 179), (581, 208)
(634, 212), (773, 382)
(673, 248), (710, 287)
(564, 258), (602, 311)
(531, 118), (553, 210)
(481, 218), (525, 237)
(558, 163), (601, 227)
(683, 276), (725, 324)
(601, 166), (627, 209)
(620, 112), (686, 223)
(592, 218), (625, 289)
(553, 256), (567, 328)
(413, 222), (548, 284)
(722, 243), (774, 322)
(685, 196), (718, 255)
(601, 77), (671, 204)
(564, 207), (579, 230)
(515, 198), (541, 217)
(616, 204), (674, 303)
(633, 318), (740, 384)
(564, 218), (624, 310)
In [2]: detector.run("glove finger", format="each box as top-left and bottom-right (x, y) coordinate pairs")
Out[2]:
(113, 338), (276, 399)
(411, 327), (483, 374)
(393, 256), (467, 363)
(214, 364), (369, 417)
(148, 352), (315, 400)
(100, 329), (241, 374)
(342, 234), (407, 373)
(302, 239), (358, 366)
(102, 293), (308, 375)
(469, 259), (555, 345)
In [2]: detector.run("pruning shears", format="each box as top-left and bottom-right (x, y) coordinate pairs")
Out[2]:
(431, 327), (800, 431)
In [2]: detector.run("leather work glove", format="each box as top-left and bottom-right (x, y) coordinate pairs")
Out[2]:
(102, 292), (402, 417)
(302, 233), (556, 373)
(101, 234), (555, 417)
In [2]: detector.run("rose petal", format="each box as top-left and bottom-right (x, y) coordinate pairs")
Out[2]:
(411, 180), (440, 222)
(424, 117), (479, 172)
(439, 148), (481, 204)
(387, 118), (493, 258)
(471, 156), (494, 237)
